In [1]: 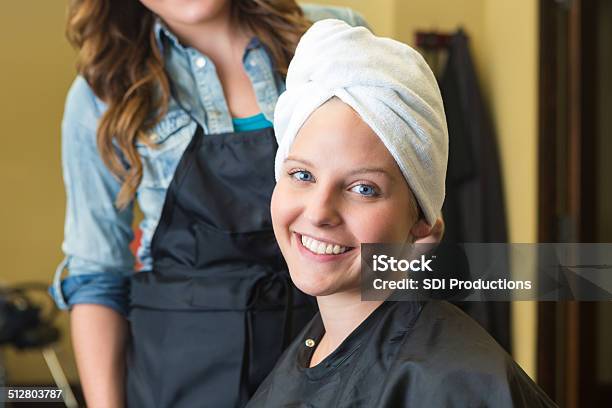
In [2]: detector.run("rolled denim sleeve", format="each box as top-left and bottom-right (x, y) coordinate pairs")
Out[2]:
(51, 77), (135, 316)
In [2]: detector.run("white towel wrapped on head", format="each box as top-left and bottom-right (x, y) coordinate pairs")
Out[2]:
(273, 19), (449, 226)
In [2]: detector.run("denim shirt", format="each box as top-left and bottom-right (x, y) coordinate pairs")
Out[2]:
(51, 4), (368, 316)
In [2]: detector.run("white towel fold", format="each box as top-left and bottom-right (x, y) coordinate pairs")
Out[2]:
(274, 19), (449, 226)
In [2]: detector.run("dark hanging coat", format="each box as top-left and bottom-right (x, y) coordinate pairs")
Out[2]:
(439, 30), (511, 351)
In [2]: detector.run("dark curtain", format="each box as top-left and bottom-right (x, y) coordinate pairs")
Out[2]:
(438, 30), (512, 352)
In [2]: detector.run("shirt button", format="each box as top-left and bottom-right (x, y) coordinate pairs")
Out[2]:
(195, 57), (206, 68)
(249, 59), (257, 67)
(305, 339), (316, 348)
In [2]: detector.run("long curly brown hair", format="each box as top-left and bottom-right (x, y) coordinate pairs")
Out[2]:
(67, 0), (311, 209)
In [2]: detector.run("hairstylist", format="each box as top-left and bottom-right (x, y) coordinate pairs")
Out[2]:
(51, 1), (367, 407)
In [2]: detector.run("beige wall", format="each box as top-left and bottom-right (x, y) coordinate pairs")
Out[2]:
(1, 2), (78, 383)
(2, 0), (539, 383)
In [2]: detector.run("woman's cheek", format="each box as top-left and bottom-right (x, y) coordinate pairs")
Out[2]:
(271, 182), (297, 246)
(349, 204), (411, 244)
(270, 186), (286, 237)
(348, 205), (392, 243)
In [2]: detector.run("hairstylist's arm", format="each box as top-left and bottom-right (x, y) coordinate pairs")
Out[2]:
(55, 78), (136, 407)
(71, 305), (127, 408)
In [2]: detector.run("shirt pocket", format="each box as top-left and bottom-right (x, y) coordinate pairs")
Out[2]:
(136, 110), (197, 189)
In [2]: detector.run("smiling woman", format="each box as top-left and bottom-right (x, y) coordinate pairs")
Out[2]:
(246, 19), (556, 407)
(271, 97), (425, 298)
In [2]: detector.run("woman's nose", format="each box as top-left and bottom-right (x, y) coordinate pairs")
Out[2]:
(303, 184), (342, 228)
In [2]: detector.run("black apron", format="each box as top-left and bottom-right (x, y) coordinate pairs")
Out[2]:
(127, 126), (316, 407)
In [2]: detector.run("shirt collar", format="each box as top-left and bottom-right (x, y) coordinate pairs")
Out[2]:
(245, 36), (262, 51)
(153, 18), (186, 53)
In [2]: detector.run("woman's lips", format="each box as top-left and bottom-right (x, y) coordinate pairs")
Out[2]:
(301, 233), (351, 254)
(294, 232), (356, 263)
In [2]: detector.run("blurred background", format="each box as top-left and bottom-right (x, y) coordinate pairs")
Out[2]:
(0, 1), (609, 407)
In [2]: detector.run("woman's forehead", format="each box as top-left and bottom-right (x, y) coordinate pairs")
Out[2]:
(289, 101), (402, 180)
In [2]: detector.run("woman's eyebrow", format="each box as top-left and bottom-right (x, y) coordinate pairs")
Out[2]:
(347, 167), (392, 178)
(285, 157), (394, 179)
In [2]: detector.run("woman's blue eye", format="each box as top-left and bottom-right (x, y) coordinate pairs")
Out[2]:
(351, 184), (378, 197)
(291, 170), (314, 182)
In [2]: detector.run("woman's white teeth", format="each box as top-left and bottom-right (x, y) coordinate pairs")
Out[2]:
(301, 235), (349, 255)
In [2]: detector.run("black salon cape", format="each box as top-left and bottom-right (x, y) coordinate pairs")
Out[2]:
(246, 301), (556, 407)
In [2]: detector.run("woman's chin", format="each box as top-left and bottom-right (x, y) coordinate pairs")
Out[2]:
(160, 1), (230, 27)
(290, 271), (338, 297)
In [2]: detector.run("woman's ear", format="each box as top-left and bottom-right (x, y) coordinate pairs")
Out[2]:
(411, 218), (445, 244)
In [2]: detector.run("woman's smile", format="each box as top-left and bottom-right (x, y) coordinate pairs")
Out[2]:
(293, 232), (356, 262)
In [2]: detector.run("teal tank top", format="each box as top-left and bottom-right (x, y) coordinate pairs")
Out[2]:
(232, 113), (273, 132)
